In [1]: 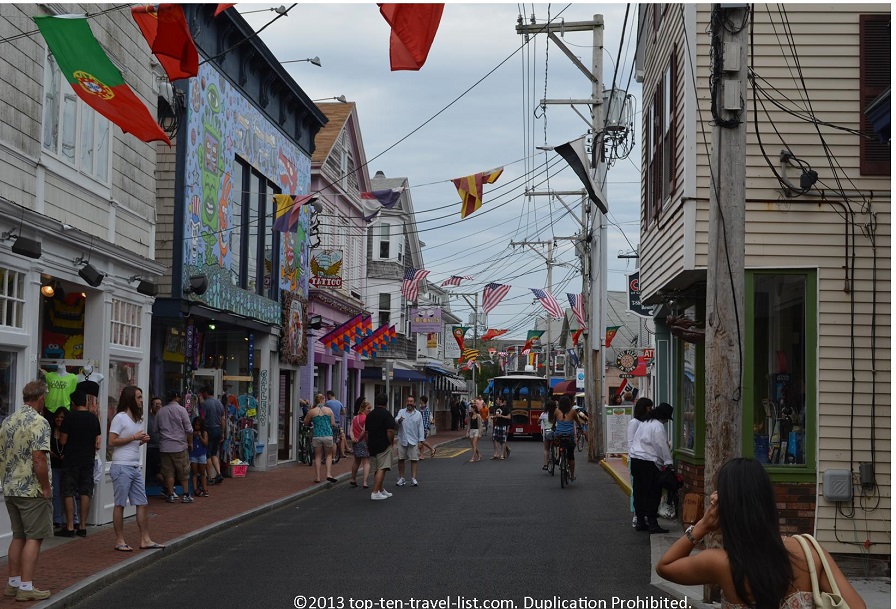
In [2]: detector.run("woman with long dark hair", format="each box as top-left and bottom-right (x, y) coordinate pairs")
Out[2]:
(552, 396), (578, 481)
(539, 399), (557, 470)
(657, 458), (865, 609)
(627, 397), (652, 527)
(629, 401), (673, 533)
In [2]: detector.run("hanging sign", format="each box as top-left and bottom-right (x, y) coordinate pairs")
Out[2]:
(627, 271), (653, 318)
(309, 249), (343, 288)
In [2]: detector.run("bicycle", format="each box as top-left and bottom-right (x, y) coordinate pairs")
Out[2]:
(297, 425), (314, 466)
(547, 435), (557, 476)
(576, 423), (587, 452)
(553, 434), (573, 487)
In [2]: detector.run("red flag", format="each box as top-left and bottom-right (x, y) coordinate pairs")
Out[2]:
(378, 4), (444, 71)
(215, 4), (236, 16)
(480, 329), (508, 341)
(131, 5), (198, 81)
(572, 328), (584, 347)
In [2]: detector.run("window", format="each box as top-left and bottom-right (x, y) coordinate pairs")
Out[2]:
(233, 158), (280, 297)
(377, 223), (391, 259)
(746, 272), (816, 472)
(378, 293), (390, 327)
(643, 48), (678, 227)
(0, 268), (25, 329)
(678, 321), (698, 454)
(860, 15), (890, 175)
(42, 53), (110, 183)
(110, 299), (141, 348)
(0, 351), (17, 426)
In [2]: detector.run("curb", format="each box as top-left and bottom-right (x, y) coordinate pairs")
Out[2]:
(599, 459), (632, 496)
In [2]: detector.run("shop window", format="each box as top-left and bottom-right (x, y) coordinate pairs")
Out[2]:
(106, 360), (138, 459)
(110, 299), (141, 349)
(0, 268), (26, 329)
(0, 351), (17, 426)
(41, 53), (110, 184)
(678, 326), (698, 454)
(746, 272), (816, 472)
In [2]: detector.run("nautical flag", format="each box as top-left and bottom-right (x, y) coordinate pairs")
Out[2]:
(572, 328), (584, 347)
(605, 325), (622, 348)
(379, 3), (444, 71)
(479, 328), (508, 341)
(131, 4), (198, 81)
(401, 267), (430, 302)
(215, 4), (235, 16)
(440, 275), (473, 287)
(452, 326), (469, 351)
(481, 283), (511, 315)
(461, 348), (479, 362)
(531, 288), (564, 319)
(34, 15), (171, 145)
(360, 187), (405, 222)
(272, 194), (317, 233)
(567, 348), (580, 368)
(567, 293), (587, 330)
(453, 167), (504, 219)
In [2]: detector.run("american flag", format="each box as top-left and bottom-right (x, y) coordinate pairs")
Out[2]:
(440, 275), (473, 287)
(481, 283), (511, 315)
(567, 293), (587, 330)
(531, 288), (564, 319)
(401, 267), (430, 302)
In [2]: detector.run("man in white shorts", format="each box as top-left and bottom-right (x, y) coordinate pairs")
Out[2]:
(394, 396), (424, 487)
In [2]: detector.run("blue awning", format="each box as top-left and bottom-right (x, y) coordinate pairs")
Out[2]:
(394, 369), (427, 382)
(425, 364), (456, 376)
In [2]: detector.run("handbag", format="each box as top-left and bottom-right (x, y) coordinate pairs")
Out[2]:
(657, 466), (683, 492)
(794, 534), (850, 609)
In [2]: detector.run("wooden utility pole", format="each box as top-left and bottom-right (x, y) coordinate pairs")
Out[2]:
(511, 240), (555, 372)
(704, 5), (748, 602)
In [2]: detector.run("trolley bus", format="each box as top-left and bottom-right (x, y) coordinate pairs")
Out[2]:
(490, 370), (549, 439)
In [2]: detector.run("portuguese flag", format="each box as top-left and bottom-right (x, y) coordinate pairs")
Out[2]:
(34, 15), (171, 145)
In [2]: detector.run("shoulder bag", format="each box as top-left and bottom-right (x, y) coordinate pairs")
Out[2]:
(793, 534), (850, 609)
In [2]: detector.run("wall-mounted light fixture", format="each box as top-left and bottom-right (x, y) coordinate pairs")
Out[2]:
(282, 56), (321, 67)
(311, 95), (347, 103)
(74, 256), (103, 288)
(129, 275), (159, 297)
(40, 276), (56, 298)
(1, 229), (41, 260)
(183, 274), (208, 296)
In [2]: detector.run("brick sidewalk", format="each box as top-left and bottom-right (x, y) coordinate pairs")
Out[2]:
(1, 429), (471, 607)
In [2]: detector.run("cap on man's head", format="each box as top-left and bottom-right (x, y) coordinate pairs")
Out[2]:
(654, 402), (674, 420)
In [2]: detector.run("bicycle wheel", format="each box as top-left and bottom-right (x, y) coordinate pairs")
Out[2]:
(332, 447), (341, 464)
(560, 453), (568, 488)
(548, 442), (556, 476)
(577, 430), (585, 452)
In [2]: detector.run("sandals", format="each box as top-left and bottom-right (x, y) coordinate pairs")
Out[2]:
(490, 456), (499, 460)
(140, 542), (165, 550)
(350, 481), (358, 487)
(114, 544), (133, 552)
(468, 459), (475, 463)
(430, 448), (437, 458)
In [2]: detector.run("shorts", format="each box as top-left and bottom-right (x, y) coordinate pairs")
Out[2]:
(5, 496), (53, 540)
(190, 454), (208, 465)
(160, 450), (191, 482)
(397, 444), (420, 461)
(469, 429), (480, 439)
(543, 429), (555, 441)
(110, 463), (148, 507)
(312, 436), (334, 448)
(493, 425), (508, 444)
(206, 428), (223, 455)
(556, 434), (575, 461)
(62, 463), (96, 497)
(373, 449), (392, 471)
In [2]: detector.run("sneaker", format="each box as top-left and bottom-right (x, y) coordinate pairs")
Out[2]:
(4, 585), (18, 597)
(166, 495), (177, 504)
(395, 477), (406, 486)
(371, 491), (388, 501)
(55, 528), (75, 538)
(206, 478), (216, 486)
(76, 529), (87, 538)
(631, 515), (638, 528)
(15, 588), (50, 602)
(214, 475), (224, 484)
(182, 495), (194, 504)
(198, 490), (209, 497)
(381, 489), (393, 497)
(411, 478), (418, 486)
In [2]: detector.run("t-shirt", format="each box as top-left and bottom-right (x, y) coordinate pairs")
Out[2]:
(493, 405), (510, 427)
(0, 405), (51, 498)
(365, 407), (396, 455)
(60, 409), (101, 468)
(325, 399), (345, 425)
(45, 372), (78, 413)
(351, 413), (367, 442)
(202, 396), (225, 430)
(110, 412), (144, 465)
(152, 403), (192, 453)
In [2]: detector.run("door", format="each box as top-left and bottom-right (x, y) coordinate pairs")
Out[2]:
(278, 371), (292, 461)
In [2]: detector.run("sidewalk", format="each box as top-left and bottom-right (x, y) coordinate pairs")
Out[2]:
(599, 457), (890, 608)
(3, 429), (471, 609)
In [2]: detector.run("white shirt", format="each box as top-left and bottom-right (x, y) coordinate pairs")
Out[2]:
(626, 418), (642, 453)
(629, 419), (672, 467)
(110, 412), (143, 465)
(394, 408), (424, 446)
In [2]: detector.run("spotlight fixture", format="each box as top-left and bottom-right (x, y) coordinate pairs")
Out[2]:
(129, 275), (159, 297)
(184, 274), (208, 296)
(78, 263), (104, 288)
(2, 230), (41, 260)
(208, 323), (216, 330)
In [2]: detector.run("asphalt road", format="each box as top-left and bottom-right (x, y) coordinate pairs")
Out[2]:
(71, 439), (675, 609)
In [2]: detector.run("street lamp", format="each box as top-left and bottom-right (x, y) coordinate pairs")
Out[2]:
(312, 95), (347, 103)
(282, 56), (321, 67)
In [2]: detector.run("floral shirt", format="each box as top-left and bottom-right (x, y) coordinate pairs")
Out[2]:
(0, 404), (51, 497)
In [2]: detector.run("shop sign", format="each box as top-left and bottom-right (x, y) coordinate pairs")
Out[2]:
(309, 249), (343, 288)
(257, 369), (268, 428)
(627, 271), (653, 318)
(410, 307), (442, 333)
(616, 348), (639, 373)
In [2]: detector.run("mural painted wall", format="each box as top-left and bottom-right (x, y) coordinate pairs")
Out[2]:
(182, 63), (312, 324)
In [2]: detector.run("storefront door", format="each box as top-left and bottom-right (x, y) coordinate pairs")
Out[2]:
(278, 371), (292, 461)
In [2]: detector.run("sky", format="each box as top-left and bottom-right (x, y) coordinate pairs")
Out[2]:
(241, 2), (643, 340)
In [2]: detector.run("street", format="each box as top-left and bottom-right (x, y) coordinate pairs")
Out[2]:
(70, 439), (678, 608)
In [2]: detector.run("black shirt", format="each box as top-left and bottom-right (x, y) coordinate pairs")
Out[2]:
(60, 409), (101, 468)
(365, 406), (396, 455)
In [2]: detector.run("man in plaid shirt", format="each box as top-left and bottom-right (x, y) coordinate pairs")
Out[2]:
(418, 396), (436, 458)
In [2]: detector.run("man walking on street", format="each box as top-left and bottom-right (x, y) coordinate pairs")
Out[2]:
(58, 389), (101, 538)
(198, 386), (226, 486)
(365, 393), (395, 501)
(418, 395), (436, 459)
(325, 390), (348, 458)
(491, 396), (512, 459)
(151, 390), (194, 503)
(0, 380), (54, 601)
(394, 396), (425, 487)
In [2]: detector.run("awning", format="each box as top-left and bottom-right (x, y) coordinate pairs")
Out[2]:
(394, 369), (427, 382)
(425, 364), (457, 376)
(447, 377), (467, 391)
(552, 379), (577, 396)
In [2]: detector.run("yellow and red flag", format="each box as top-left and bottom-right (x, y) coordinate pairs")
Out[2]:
(453, 167), (504, 219)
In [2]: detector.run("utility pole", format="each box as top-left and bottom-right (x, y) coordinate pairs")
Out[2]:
(511, 240), (554, 374)
(517, 15), (606, 462)
(452, 292), (481, 392)
(704, 5), (748, 603)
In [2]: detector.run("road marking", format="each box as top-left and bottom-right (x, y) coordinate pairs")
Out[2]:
(431, 448), (470, 458)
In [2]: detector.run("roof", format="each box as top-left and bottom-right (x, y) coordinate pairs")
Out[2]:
(310, 102), (356, 164)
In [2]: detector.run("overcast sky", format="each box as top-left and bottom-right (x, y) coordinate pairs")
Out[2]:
(241, 2), (642, 339)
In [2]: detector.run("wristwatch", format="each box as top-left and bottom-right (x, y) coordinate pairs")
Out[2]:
(684, 524), (700, 544)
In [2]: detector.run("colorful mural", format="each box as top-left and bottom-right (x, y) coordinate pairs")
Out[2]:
(183, 63), (312, 323)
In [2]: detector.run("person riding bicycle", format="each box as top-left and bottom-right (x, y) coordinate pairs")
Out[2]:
(553, 396), (578, 481)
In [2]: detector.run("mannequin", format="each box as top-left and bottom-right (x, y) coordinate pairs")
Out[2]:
(44, 364), (78, 413)
(77, 364), (104, 416)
